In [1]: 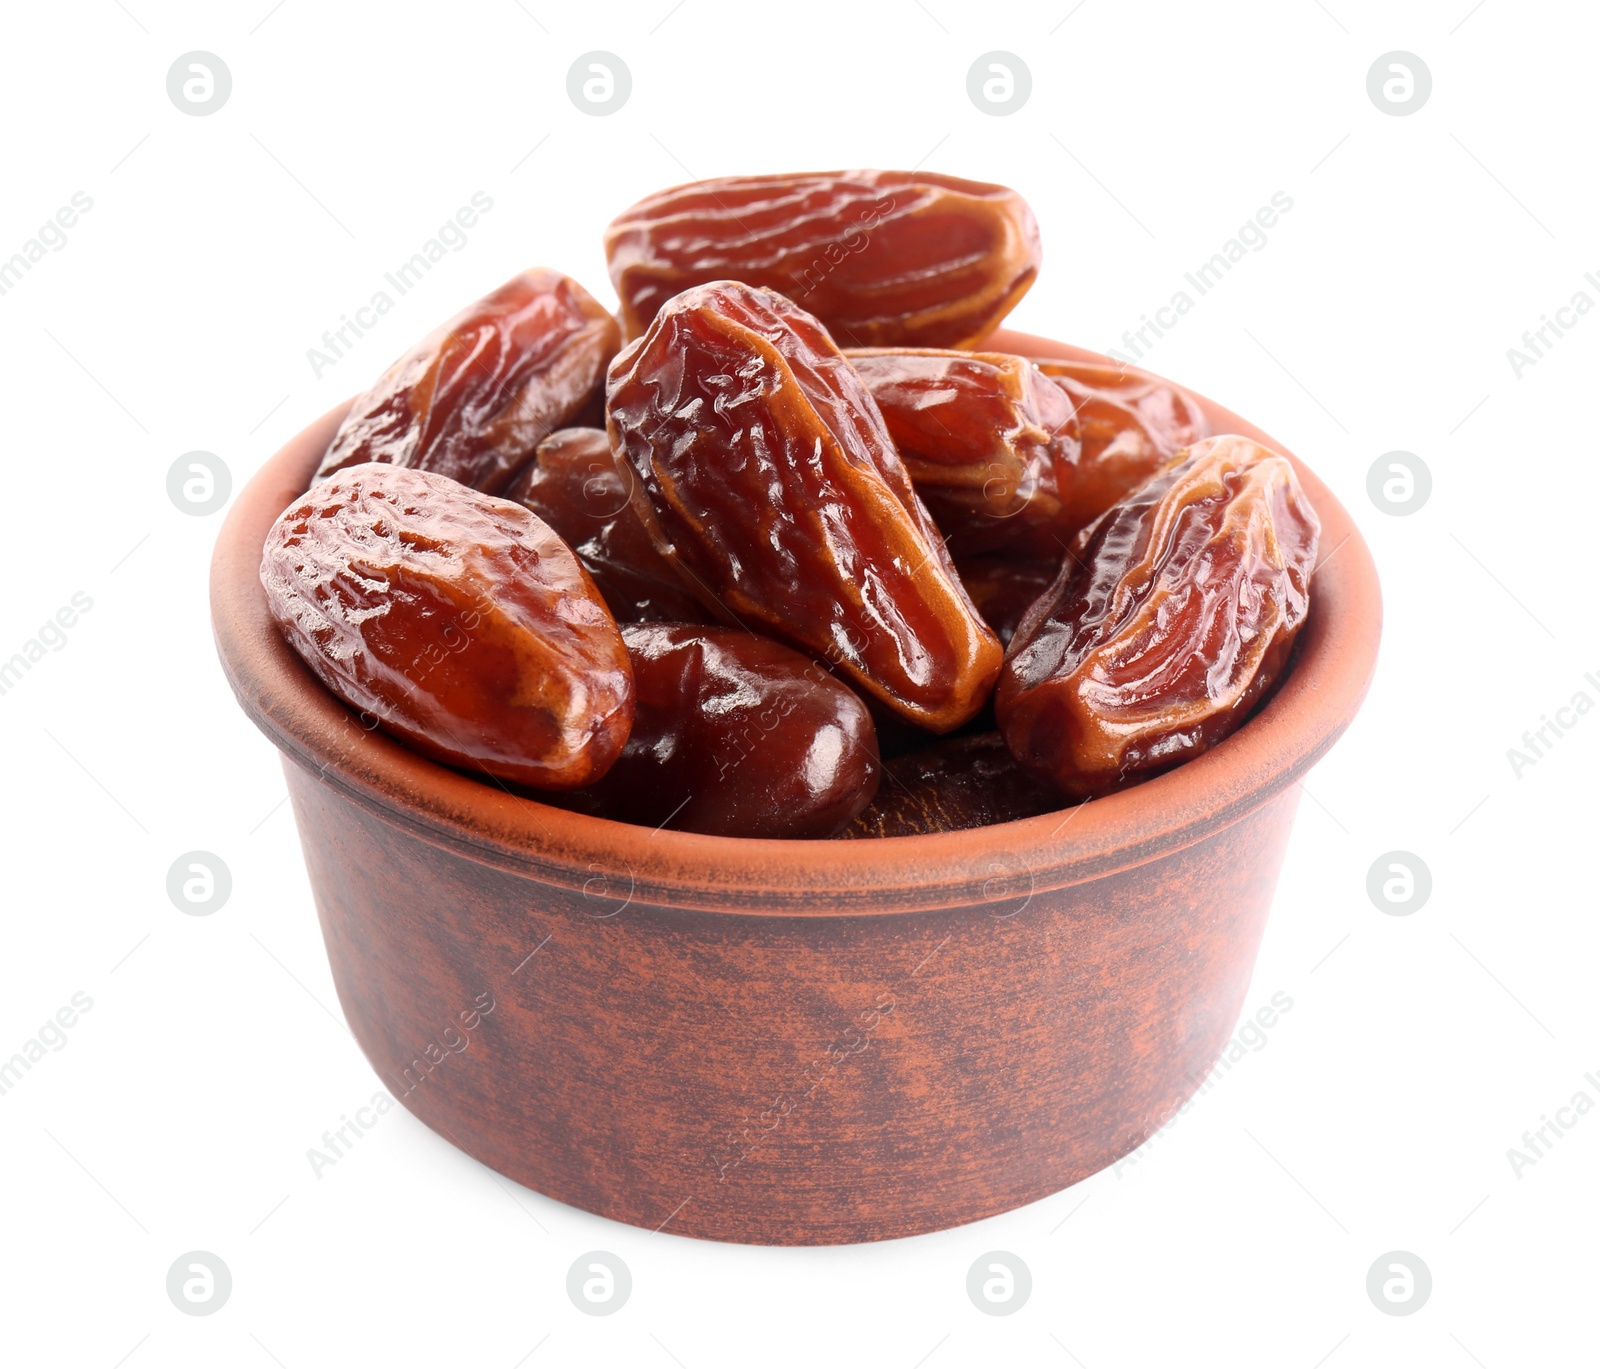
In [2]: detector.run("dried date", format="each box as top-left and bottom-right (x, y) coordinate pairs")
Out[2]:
(839, 733), (1059, 838)
(846, 347), (1079, 556)
(606, 280), (1002, 733)
(552, 624), (880, 839)
(260, 462), (634, 789)
(1031, 357), (1210, 538)
(316, 269), (620, 495)
(605, 171), (1041, 348)
(506, 427), (711, 625)
(996, 435), (1319, 798)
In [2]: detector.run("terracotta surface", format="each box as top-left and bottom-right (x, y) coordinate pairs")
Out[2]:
(211, 330), (1382, 1245)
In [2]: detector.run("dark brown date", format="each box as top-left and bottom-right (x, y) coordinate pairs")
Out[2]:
(606, 280), (1003, 733)
(260, 462), (634, 789)
(839, 733), (1060, 838)
(845, 347), (1079, 556)
(506, 428), (712, 625)
(1031, 357), (1210, 537)
(957, 556), (1060, 647)
(553, 624), (880, 839)
(996, 435), (1319, 799)
(605, 171), (1041, 348)
(316, 269), (620, 495)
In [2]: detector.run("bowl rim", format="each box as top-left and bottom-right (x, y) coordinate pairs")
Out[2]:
(211, 328), (1382, 916)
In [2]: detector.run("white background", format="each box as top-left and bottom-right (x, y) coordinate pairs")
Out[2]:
(1, 1), (1594, 1365)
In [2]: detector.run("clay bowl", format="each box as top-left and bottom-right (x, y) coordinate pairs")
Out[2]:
(211, 329), (1381, 1246)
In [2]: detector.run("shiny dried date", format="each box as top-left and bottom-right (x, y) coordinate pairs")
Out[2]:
(316, 269), (620, 495)
(552, 624), (880, 839)
(845, 347), (1079, 556)
(996, 435), (1319, 798)
(839, 733), (1060, 838)
(506, 427), (711, 625)
(605, 170), (1041, 348)
(260, 462), (634, 789)
(1031, 357), (1210, 537)
(607, 280), (1002, 732)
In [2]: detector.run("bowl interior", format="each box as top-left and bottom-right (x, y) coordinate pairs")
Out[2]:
(210, 329), (1382, 915)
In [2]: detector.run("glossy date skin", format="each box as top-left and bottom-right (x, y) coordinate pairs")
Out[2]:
(845, 347), (1079, 556)
(996, 435), (1319, 799)
(840, 733), (1060, 838)
(1031, 357), (1210, 539)
(606, 280), (1002, 733)
(506, 428), (711, 625)
(552, 624), (880, 839)
(316, 269), (620, 495)
(605, 171), (1041, 349)
(260, 463), (634, 789)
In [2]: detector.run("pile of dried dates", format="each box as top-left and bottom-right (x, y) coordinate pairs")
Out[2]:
(260, 170), (1320, 840)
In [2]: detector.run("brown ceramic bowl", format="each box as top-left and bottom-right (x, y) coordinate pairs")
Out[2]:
(211, 330), (1381, 1246)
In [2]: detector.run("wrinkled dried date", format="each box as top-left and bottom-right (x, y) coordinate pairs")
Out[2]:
(840, 733), (1059, 838)
(260, 462), (633, 789)
(607, 280), (1002, 732)
(845, 347), (1079, 556)
(997, 435), (1319, 798)
(506, 427), (711, 625)
(605, 171), (1041, 348)
(847, 348), (1206, 558)
(317, 269), (620, 495)
(1031, 357), (1210, 537)
(551, 624), (880, 839)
